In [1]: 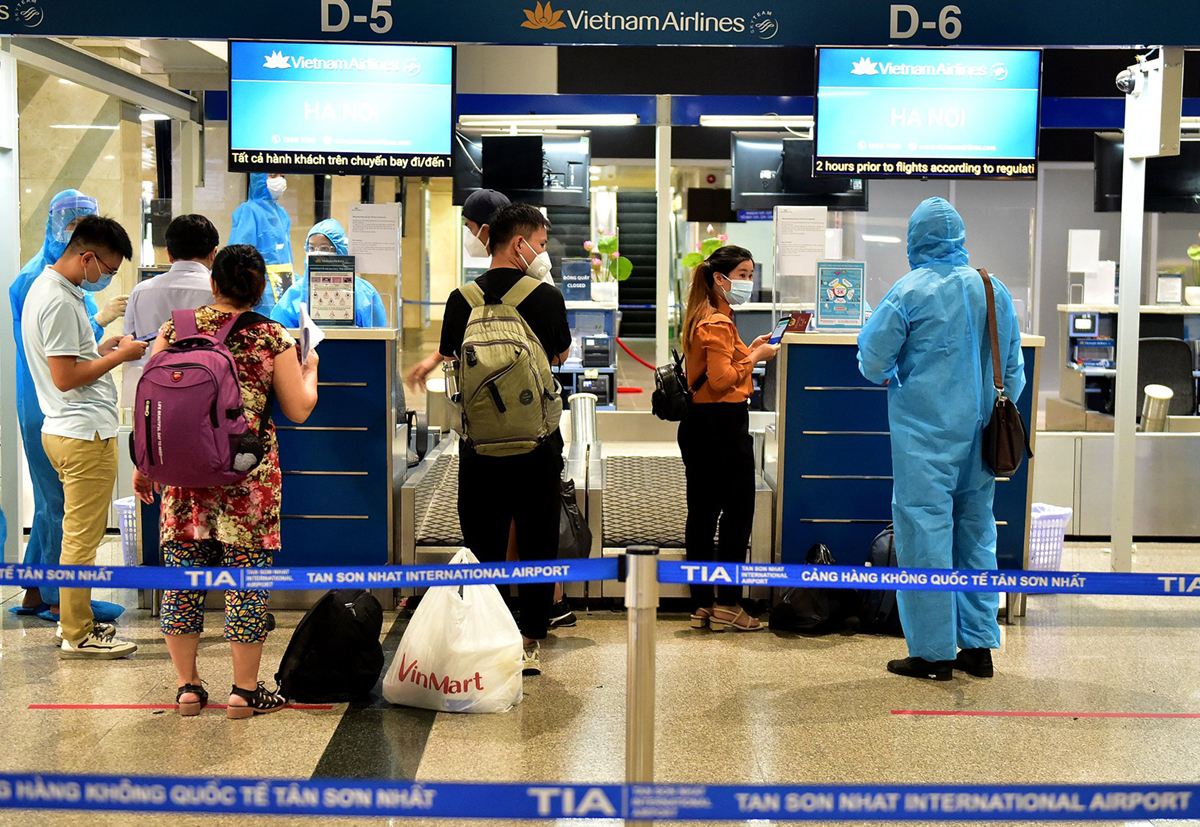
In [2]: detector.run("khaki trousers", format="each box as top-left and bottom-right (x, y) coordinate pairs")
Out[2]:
(42, 433), (117, 644)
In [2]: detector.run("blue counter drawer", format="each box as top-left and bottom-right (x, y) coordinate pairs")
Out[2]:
(275, 427), (385, 472)
(279, 516), (389, 567)
(790, 478), (894, 520)
(790, 433), (893, 477)
(792, 389), (889, 432)
(309, 339), (394, 385)
(788, 345), (876, 388)
(781, 520), (890, 566)
(281, 472), (384, 516)
(279, 382), (386, 429)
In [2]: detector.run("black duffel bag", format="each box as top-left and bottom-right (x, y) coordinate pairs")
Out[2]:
(769, 543), (857, 634)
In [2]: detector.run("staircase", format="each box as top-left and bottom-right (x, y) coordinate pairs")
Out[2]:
(545, 205), (591, 283)
(614, 191), (658, 338)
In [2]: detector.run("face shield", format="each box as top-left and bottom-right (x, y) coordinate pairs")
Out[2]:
(49, 195), (99, 244)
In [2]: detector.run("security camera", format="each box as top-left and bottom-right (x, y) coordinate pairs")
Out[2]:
(1116, 68), (1141, 96)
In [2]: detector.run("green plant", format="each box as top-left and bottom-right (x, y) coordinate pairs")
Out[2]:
(681, 227), (729, 269)
(1189, 232), (1200, 286)
(584, 234), (633, 282)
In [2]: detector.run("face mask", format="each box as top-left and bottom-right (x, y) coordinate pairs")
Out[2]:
(721, 277), (753, 306)
(517, 238), (553, 281)
(266, 177), (287, 199)
(80, 256), (115, 293)
(463, 226), (489, 259)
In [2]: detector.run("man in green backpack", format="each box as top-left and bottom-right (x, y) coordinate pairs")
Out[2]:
(421, 204), (571, 675)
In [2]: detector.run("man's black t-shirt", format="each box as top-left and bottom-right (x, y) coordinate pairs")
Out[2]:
(439, 268), (571, 363)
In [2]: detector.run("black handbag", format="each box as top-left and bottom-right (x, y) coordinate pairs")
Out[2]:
(978, 269), (1032, 476)
(651, 348), (707, 422)
(558, 478), (592, 558)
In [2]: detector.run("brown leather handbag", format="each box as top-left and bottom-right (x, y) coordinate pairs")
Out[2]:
(978, 269), (1032, 476)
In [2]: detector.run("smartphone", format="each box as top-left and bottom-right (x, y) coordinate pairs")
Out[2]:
(767, 317), (790, 345)
(134, 332), (159, 344)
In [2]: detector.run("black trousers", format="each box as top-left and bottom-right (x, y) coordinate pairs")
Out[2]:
(458, 433), (563, 640)
(677, 403), (756, 609)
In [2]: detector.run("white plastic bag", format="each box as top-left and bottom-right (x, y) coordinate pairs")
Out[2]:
(383, 548), (523, 713)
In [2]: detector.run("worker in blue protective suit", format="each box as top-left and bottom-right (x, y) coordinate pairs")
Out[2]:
(9, 190), (128, 622)
(857, 197), (1025, 682)
(271, 218), (387, 328)
(228, 173), (293, 316)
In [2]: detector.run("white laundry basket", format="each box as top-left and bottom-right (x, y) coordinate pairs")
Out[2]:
(1028, 503), (1073, 571)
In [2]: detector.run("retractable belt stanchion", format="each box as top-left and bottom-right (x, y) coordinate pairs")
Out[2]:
(624, 545), (659, 827)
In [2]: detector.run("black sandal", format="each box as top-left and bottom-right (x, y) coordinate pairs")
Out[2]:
(176, 683), (208, 717)
(226, 682), (286, 719)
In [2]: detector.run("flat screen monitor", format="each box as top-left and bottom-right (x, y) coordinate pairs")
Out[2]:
(453, 131), (591, 208)
(686, 188), (739, 223)
(731, 132), (867, 211)
(1094, 132), (1200, 213)
(228, 41), (454, 176)
(482, 136), (544, 191)
(814, 47), (1041, 180)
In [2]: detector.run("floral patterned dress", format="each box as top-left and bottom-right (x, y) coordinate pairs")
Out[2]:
(158, 307), (296, 551)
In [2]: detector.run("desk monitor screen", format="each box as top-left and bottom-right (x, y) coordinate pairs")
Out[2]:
(228, 41), (455, 176)
(815, 47), (1042, 180)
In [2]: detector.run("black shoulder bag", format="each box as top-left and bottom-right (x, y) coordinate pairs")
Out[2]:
(652, 348), (707, 422)
(978, 268), (1032, 476)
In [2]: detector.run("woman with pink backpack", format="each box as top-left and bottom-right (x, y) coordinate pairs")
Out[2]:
(132, 244), (319, 718)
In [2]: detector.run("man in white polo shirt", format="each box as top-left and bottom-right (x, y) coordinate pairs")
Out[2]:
(22, 216), (148, 659)
(125, 214), (219, 344)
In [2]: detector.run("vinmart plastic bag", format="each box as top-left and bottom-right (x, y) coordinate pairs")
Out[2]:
(382, 548), (523, 713)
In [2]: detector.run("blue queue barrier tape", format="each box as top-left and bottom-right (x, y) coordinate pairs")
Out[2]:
(400, 299), (447, 306)
(0, 558), (618, 592)
(1, 774), (1199, 821)
(658, 561), (1200, 598)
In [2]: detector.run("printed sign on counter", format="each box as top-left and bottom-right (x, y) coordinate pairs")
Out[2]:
(349, 203), (401, 276)
(307, 255), (357, 326)
(774, 206), (827, 277)
(814, 261), (866, 330)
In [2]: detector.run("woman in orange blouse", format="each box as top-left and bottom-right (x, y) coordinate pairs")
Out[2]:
(679, 245), (780, 631)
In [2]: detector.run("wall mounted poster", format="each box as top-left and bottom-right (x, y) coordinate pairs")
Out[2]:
(815, 261), (866, 330)
(307, 255), (357, 326)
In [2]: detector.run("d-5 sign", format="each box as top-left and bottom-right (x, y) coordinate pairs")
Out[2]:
(322, 0), (394, 34)
(891, 4), (962, 40)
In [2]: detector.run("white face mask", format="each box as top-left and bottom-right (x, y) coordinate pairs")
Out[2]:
(517, 238), (553, 281)
(720, 276), (754, 306)
(463, 226), (489, 259)
(266, 177), (287, 199)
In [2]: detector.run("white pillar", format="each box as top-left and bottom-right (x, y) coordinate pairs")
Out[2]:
(1109, 105), (1146, 573)
(179, 120), (199, 215)
(654, 94), (671, 367)
(0, 42), (21, 563)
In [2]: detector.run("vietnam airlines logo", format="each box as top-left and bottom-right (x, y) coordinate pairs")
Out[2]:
(522, 1), (567, 29)
(263, 50), (290, 69)
(850, 57), (879, 76)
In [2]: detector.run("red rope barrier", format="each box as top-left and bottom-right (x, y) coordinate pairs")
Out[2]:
(615, 337), (657, 370)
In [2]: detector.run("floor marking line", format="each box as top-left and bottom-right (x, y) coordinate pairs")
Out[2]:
(29, 704), (334, 710)
(892, 710), (1200, 718)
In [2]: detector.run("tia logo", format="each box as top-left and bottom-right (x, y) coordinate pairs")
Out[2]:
(522, 1), (567, 29)
(850, 57), (880, 76)
(263, 50), (290, 69)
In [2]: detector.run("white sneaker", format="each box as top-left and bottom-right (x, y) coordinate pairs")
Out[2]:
(56, 621), (116, 645)
(59, 627), (137, 660)
(522, 642), (542, 676)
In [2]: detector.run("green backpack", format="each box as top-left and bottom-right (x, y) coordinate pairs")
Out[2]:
(455, 276), (563, 457)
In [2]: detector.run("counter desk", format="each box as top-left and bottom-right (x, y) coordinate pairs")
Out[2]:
(768, 331), (1044, 574)
(138, 328), (404, 604)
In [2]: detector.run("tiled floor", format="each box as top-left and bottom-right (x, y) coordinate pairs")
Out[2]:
(3, 540), (1200, 826)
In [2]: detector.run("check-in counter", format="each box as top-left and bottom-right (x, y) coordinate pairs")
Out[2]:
(769, 332), (1044, 571)
(138, 328), (404, 593)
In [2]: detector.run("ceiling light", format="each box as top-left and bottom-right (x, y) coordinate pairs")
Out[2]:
(51, 124), (119, 130)
(57, 78), (76, 86)
(140, 113), (170, 122)
(459, 114), (639, 129)
(699, 115), (814, 129)
(862, 234), (902, 244)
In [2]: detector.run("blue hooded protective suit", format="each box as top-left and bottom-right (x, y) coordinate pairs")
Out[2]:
(857, 197), (1025, 662)
(271, 219), (387, 328)
(8, 190), (102, 606)
(228, 173), (293, 316)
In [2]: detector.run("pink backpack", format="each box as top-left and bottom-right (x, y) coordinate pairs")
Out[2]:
(132, 310), (271, 488)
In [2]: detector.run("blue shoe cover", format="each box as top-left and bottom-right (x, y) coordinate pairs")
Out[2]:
(34, 601), (125, 623)
(9, 603), (50, 616)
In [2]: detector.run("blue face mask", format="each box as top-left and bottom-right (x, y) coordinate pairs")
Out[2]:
(80, 256), (115, 293)
(721, 277), (754, 306)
